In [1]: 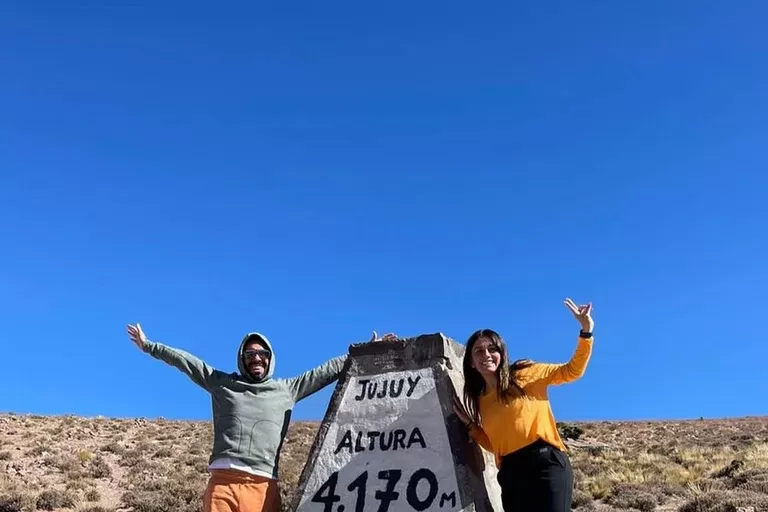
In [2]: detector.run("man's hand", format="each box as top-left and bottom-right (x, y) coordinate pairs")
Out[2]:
(564, 298), (594, 333)
(127, 323), (149, 351)
(369, 330), (398, 342)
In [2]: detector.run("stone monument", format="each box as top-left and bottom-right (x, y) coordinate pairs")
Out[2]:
(289, 333), (502, 512)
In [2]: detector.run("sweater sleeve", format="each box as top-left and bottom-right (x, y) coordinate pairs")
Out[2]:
(527, 336), (593, 386)
(144, 341), (218, 391)
(285, 355), (348, 402)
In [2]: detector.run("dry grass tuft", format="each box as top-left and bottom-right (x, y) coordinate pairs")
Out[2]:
(35, 489), (76, 511)
(121, 482), (202, 512)
(678, 489), (768, 512)
(0, 492), (34, 512)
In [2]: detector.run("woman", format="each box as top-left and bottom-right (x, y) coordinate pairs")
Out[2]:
(452, 298), (594, 512)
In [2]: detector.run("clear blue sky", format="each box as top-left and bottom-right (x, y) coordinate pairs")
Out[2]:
(1, 1), (765, 423)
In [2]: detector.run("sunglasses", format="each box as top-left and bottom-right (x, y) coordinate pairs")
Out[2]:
(243, 349), (271, 361)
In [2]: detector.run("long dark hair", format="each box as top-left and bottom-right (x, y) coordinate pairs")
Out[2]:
(462, 328), (532, 425)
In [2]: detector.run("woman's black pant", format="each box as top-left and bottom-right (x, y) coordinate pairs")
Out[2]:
(497, 439), (574, 512)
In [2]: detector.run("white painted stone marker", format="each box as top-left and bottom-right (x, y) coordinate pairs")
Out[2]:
(290, 333), (502, 512)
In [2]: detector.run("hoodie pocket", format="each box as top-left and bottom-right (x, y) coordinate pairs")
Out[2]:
(247, 420), (284, 464)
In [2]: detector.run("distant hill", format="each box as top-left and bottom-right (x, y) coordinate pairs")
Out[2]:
(1, 414), (767, 512)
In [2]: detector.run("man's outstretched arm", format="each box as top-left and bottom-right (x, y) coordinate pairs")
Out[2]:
(127, 323), (218, 391)
(286, 331), (397, 401)
(286, 354), (348, 402)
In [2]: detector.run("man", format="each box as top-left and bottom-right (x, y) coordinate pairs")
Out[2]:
(126, 323), (395, 512)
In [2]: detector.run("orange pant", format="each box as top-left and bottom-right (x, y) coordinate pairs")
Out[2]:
(203, 469), (282, 512)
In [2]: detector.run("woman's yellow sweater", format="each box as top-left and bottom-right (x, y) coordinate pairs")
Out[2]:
(468, 336), (593, 465)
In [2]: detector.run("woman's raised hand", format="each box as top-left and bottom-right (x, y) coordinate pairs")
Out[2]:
(564, 298), (594, 334)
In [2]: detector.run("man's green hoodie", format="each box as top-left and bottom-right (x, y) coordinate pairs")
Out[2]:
(143, 332), (347, 479)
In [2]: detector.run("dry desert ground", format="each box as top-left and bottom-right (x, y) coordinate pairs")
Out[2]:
(1, 414), (767, 512)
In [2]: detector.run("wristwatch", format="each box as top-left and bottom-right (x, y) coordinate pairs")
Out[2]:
(579, 330), (593, 339)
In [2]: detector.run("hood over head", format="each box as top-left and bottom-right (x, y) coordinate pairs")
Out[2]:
(237, 332), (275, 382)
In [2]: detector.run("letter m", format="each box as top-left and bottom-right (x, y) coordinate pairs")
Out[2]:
(439, 491), (456, 508)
